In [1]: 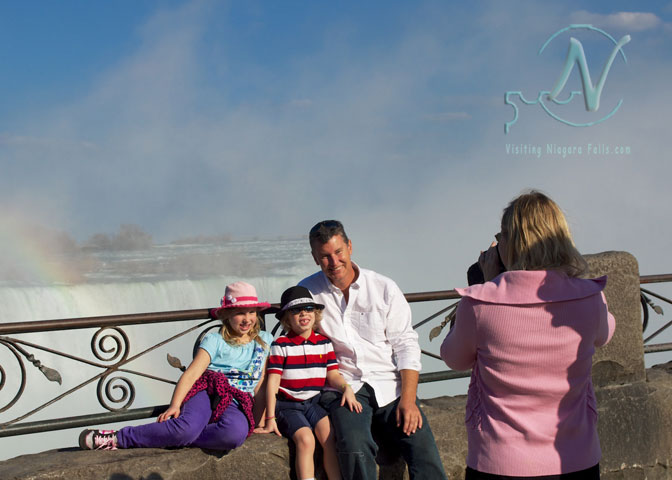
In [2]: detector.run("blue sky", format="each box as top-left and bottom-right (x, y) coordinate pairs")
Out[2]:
(1, 0), (672, 290)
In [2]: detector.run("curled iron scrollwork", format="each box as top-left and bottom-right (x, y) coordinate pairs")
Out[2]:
(0, 339), (27, 414)
(91, 327), (130, 364)
(97, 373), (136, 412)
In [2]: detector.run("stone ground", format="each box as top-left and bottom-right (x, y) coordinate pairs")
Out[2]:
(1, 372), (671, 480)
(0, 396), (466, 480)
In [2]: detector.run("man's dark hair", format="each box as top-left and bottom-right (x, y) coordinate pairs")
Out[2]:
(309, 220), (349, 248)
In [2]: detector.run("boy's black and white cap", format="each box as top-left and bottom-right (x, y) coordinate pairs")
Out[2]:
(276, 286), (325, 319)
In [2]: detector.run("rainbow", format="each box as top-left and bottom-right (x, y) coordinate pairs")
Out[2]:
(0, 219), (84, 287)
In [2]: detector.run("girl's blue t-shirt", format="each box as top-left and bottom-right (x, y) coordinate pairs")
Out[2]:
(199, 330), (273, 393)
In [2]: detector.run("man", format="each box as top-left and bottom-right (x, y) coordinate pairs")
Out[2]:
(299, 220), (446, 480)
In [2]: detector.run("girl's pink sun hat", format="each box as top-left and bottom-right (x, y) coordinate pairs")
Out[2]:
(212, 281), (270, 316)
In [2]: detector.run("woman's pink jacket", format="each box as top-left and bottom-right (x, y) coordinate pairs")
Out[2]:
(440, 270), (615, 476)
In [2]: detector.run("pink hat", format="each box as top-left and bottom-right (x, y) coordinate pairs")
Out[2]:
(213, 282), (270, 315)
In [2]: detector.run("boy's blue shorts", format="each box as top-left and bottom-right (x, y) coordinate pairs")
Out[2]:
(275, 393), (329, 438)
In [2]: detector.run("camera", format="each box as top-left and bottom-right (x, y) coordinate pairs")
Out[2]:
(467, 262), (485, 286)
(467, 248), (506, 285)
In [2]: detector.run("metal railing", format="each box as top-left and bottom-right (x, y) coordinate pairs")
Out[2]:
(640, 274), (672, 353)
(1, 274), (670, 438)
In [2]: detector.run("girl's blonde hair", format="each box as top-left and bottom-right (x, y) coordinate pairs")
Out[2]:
(217, 308), (268, 349)
(280, 308), (323, 334)
(500, 190), (588, 278)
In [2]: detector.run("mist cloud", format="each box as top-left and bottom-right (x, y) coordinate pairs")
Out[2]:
(1, 0), (671, 288)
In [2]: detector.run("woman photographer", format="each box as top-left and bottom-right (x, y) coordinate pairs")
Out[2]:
(441, 190), (615, 480)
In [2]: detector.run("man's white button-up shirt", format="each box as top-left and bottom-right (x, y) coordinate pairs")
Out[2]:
(299, 264), (421, 407)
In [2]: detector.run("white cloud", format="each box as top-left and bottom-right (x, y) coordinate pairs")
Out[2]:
(570, 10), (663, 32)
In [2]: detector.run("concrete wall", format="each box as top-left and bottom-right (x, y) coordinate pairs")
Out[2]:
(1, 251), (671, 480)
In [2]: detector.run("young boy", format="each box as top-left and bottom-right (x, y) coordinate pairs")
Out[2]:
(256, 286), (361, 480)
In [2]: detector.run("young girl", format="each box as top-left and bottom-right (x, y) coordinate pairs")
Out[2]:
(79, 281), (273, 451)
(256, 286), (361, 480)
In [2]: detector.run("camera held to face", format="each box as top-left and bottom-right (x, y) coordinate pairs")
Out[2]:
(467, 248), (506, 285)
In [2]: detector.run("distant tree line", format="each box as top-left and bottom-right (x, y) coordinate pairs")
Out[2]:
(170, 234), (232, 245)
(82, 224), (153, 251)
(15, 222), (236, 254)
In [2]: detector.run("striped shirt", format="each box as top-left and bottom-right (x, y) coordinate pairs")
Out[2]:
(267, 331), (338, 401)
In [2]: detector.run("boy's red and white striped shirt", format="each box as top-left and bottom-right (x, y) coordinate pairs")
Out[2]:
(267, 331), (338, 401)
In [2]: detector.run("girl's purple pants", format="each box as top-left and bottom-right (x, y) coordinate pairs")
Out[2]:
(116, 390), (249, 450)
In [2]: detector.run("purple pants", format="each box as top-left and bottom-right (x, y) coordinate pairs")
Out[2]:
(117, 390), (249, 450)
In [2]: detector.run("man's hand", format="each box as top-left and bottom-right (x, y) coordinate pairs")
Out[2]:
(397, 369), (422, 435)
(396, 397), (423, 435)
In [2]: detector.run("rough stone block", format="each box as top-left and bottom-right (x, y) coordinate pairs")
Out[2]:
(0, 432), (292, 480)
(585, 251), (645, 386)
(598, 363), (672, 479)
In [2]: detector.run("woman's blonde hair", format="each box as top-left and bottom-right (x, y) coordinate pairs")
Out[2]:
(500, 190), (588, 277)
(217, 308), (268, 349)
(280, 308), (323, 333)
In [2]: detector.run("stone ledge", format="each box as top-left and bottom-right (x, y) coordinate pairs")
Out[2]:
(2, 366), (671, 480)
(0, 395), (466, 480)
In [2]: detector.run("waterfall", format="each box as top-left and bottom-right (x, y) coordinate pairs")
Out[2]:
(0, 239), (316, 460)
(0, 275), (302, 323)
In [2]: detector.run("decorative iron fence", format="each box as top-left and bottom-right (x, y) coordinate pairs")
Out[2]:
(1, 274), (670, 438)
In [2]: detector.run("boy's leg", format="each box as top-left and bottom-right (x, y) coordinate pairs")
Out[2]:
(276, 399), (317, 479)
(373, 397), (446, 480)
(293, 427), (317, 480)
(320, 385), (377, 480)
(190, 402), (249, 450)
(116, 390), (210, 448)
(314, 416), (340, 480)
